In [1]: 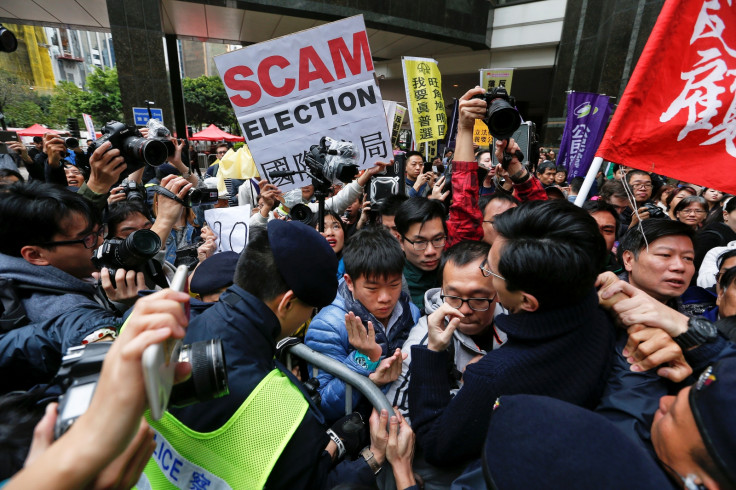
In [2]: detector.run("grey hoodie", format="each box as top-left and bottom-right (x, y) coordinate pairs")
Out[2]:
(385, 287), (507, 424)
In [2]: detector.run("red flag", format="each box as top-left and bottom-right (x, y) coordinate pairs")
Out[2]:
(596, 0), (736, 194)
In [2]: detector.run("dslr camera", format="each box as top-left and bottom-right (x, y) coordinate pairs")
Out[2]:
(643, 202), (666, 220)
(120, 179), (145, 202)
(304, 136), (360, 187)
(54, 338), (228, 438)
(471, 86), (522, 140)
(91, 229), (161, 288)
(89, 121), (168, 177)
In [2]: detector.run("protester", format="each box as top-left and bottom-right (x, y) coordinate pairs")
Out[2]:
(674, 195), (708, 230)
(408, 199), (615, 466)
(666, 186), (698, 220)
(305, 226), (419, 422)
(695, 198), (736, 273)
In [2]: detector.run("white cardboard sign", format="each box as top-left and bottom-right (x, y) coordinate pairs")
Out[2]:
(214, 15), (390, 192)
(204, 206), (251, 254)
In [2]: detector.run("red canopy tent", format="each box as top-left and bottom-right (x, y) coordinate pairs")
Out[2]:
(189, 124), (243, 142)
(16, 124), (60, 137)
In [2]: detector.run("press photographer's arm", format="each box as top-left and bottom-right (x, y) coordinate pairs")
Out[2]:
(5, 290), (191, 490)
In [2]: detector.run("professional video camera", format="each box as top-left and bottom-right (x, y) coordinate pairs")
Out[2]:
(88, 121), (168, 177)
(53, 338), (228, 438)
(184, 186), (219, 207)
(91, 229), (165, 288)
(268, 136), (360, 232)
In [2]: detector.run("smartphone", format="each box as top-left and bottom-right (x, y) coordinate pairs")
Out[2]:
(0, 130), (20, 143)
(142, 264), (189, 420)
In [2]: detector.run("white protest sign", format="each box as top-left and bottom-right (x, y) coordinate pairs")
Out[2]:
(204, 206), (251, 254)
(214, 15), (390, 192)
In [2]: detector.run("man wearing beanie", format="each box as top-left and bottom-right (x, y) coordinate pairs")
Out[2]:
(157, 221), (390, 488)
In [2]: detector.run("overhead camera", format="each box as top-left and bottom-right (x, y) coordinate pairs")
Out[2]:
(88, 121), (168, 177)
(472, 86), (521, 140)
(53, 338), (228, 438)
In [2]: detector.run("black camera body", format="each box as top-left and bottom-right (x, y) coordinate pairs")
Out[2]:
(91, 229), (161, 288)
(471, 86), (522, 140)
(184, 187), (219, 207)
(643, 202), (666, 219)
(89, 121), (168, 177)
(303, 137), (360, 189)
(121, 179), (145, 202)
(54, 342), (111, 439)
(54, 338), (228, 439)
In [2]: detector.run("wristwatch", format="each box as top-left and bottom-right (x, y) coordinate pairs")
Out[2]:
(673, 316), (718, 349)
(354, 352), (380, 371)
(360, 446), (382, 475)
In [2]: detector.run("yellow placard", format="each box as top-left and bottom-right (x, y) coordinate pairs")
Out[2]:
(402, 57), (447, 144)
(480, 68), (514, 95)
(473, 120), (491, 147)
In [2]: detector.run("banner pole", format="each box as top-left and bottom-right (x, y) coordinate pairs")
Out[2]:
(573, 156), (603, 207)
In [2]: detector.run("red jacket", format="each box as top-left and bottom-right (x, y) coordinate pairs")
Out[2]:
(446, 161), (547, 248)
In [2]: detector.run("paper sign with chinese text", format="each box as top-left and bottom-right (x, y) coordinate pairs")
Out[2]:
(214, 15), (391, 192)
(473, 120), (491, 147)
(402, 57), (447, 144)
(596, 0), (736, 194)
(480, 69), (514, 94)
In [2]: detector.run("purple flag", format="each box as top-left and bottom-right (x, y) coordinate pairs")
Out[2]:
(558, 92), (614, 179)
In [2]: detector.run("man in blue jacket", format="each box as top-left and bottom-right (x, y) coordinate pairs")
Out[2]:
(305, 226), (421, 423)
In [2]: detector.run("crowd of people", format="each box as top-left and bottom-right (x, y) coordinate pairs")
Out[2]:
(0, 84), (735, 490)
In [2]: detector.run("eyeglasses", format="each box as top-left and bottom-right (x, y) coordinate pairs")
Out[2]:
(36, 224), (107, 249)
(479, 257), (505, 281)
(630, 182), (653, 190)
(402, 235), (446, 251)
(440, 291), (497, 311)
(216, 151), (227, 156)
(678, 209), (706, 215)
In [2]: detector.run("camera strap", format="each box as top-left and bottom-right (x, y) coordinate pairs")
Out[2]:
(153, 185), (187, 207)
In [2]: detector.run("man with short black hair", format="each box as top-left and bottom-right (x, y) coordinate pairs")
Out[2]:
(377, 194), (408, 241)
(395, 198), (447, 309)
(619, 169), (658, 231)
(205, 143), (230, 177)
(618, 219), (696, 307)
(305, 226), (420, 422)
(405, 150), (431, 197)
(408, 200), (616, 466)
(567, 176), (585, 202)
(0, 181), (132, 392)
(536, 161), (557, 188)
(583, 200), (622, 273)
(479, 194), (519, 245)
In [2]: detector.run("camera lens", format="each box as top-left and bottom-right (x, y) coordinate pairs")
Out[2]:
(65, 137), (79, 149)
(170, 339), (229, 408)
(115, 229), (161, 269)
(288, 203), (313, 225)
(487, 99), (521, 140)
(187, 188), (202, 206)
(123, 136), (168, 167)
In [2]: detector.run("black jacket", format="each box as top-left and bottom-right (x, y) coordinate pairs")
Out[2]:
(171, 285), (375, 489)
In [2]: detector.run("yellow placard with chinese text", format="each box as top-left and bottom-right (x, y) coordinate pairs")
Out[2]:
(402, 57), (447, 144)
(480, 68), (514, 95)
(473, 120), (491, 147)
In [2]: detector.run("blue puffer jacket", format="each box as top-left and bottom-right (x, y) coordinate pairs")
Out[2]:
(304, 281), (420, 422)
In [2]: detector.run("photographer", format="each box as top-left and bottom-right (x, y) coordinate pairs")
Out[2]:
(4, 289), (191, 489)
(248, 160), (389, 228)
(0, 182), (144, 393)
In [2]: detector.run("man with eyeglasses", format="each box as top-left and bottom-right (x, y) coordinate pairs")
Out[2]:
(620, 169), (658, 233)
(407, 200), (616, 467)
(205, 143), (230, 177)
(394, 198), (448, 310)
(382, 240), (506, 488)
(0, 181), (126, 393)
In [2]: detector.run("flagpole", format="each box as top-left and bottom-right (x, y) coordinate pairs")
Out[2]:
(573, 156), (604, 207)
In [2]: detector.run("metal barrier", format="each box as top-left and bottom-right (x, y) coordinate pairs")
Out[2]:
(283, 343), (394, 417)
